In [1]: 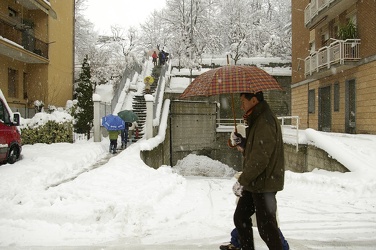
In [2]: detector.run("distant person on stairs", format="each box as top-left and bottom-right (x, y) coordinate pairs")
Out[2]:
(144, 76), (154, 94)
(152, 51), (158, 66)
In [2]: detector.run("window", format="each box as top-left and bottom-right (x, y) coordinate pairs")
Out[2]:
(308, 89), (315, 114)
(8, 68), (18, 98)
(334, 82), (339, 112)
(309, 41), (316, 55)
(0, 100), (11, 124)
(23, 72), (28, 99)
(321, 25), (329, 46)
(329, 19), (339, 40)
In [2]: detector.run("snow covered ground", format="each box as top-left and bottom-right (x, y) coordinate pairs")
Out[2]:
(1, 60), (376, 249)
(0, 126), (376, 249)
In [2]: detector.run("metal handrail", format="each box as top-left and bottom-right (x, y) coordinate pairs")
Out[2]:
(216, 118), (245, 127)
(304, 0), (336, 25)
(278, 116), (300, 152)
(216, 116), (300, 151)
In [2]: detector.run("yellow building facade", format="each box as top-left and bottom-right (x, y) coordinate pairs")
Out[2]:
(291, 0), (376, 134)
(0, 0), (74, 117)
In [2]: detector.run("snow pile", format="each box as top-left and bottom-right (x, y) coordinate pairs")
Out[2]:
(173, 154), (237, 177)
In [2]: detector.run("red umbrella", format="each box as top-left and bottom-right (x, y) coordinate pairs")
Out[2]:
(180, 65), (282, 98)
(180, 65), (283, 146)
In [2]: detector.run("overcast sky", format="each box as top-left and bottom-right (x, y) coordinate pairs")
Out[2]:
(84, 0), (166, 34)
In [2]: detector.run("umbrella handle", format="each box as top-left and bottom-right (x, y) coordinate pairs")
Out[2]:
(227, 139), (237, 148)
(231, 93), (237, 133)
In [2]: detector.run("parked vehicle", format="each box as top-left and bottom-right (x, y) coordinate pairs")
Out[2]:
(0, 90), (22, 164)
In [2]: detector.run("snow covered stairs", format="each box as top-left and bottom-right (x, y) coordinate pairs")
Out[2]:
(131, 76), (158, 142)
(131, 95), (146, 142)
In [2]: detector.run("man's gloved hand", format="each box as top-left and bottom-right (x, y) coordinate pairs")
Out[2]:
(231, 132), (246, 148)
(232, 181), (243, 197)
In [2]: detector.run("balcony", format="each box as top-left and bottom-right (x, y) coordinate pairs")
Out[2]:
(304, 0), (357, 29)
(0, 20), (48, 63)
(304, 39), (360, 78)
(17, 0), (57, 19)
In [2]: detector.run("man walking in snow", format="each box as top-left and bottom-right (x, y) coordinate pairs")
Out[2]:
(230, 91), (285, 250)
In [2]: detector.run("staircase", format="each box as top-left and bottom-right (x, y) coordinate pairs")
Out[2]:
(131, 95), (146, 142)
(130, 78), (158, 142)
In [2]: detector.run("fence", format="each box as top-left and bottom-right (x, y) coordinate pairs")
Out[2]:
(216, 116), (300, 152)
(305, 39), (361, 76)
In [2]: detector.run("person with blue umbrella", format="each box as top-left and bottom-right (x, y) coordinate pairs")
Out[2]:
(108, 130), (120, 154)
(102, 114), (125, 154)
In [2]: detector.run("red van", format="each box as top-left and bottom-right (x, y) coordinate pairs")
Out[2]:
(0, 90), (22, 164)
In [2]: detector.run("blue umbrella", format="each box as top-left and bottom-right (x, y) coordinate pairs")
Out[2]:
(102, 114), (125, 131)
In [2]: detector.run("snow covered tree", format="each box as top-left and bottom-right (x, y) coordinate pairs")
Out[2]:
(74, 55), (94, 140)
(139, 10), (169, 51)
(163, 0), (212, 69)
(74, 0), (98, 69)
(138, 0), (291, 62)
(261, 0), (292, 58)
(75, 0), (140, 90)
(112, 26), (143, 70)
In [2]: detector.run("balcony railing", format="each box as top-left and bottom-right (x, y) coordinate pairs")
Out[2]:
(305, 39), (361, 77)
(304, 0), (337, 25)
(0, 20), (48, 59)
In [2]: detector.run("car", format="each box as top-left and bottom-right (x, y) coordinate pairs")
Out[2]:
(0, 90), (22, 164)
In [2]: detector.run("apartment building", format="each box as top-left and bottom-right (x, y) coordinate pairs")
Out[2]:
(0, 0), (74, 117)
(291, 0), (376, 134)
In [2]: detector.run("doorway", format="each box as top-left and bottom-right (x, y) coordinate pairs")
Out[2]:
(345, 79), (356, 134)
(318, 86), (331, 132)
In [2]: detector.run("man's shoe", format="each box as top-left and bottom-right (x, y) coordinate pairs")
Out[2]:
(219, 243), (240, 250)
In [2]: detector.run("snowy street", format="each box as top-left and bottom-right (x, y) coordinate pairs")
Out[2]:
(1, 60), (376, 249)
(0, 132), (376, 249)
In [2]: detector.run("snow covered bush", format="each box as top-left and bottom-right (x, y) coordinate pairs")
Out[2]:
(20, 111), (74, 145)
(21, 121), (73, 145)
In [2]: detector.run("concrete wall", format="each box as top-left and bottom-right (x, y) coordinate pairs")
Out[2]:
(140, 98), (349, 173)
(141, 98), (348, 173)
(284, 143), (348, 173)
(169, 100), (217, 166)
(141, 126), (171, 169)
(142, 128), (349, 173)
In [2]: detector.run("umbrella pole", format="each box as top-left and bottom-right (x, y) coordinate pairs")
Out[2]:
(231, 93), (237, 133)
(227, 93), (238, 148)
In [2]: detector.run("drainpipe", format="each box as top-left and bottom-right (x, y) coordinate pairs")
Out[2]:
(93, 94), (101, 142)
(145, 94), (154, 139)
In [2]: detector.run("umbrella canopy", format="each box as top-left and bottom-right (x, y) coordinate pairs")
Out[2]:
(102, 114), (125, 131)
(180, 65), (283, 99)
(180, 65), (283, 142)
(144, 76), (154, 84)
(117, 110), (139, 123)
(147, 49), (159, 56)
